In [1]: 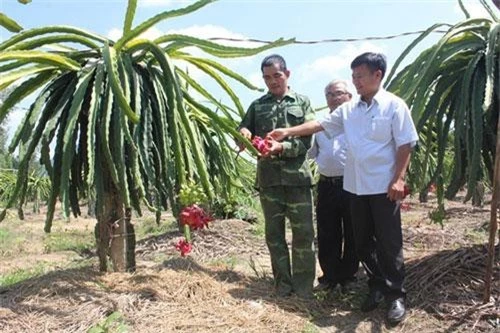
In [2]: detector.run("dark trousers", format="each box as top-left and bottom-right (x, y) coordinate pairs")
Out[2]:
(349, 193), (406, 300)
(316, 178), (359, 284)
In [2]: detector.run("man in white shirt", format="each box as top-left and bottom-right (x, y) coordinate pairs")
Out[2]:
(269, 52), (418, 325)
(308, 80), (358, 292)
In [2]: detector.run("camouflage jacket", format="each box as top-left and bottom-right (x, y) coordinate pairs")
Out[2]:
(239, 90), (315, 189)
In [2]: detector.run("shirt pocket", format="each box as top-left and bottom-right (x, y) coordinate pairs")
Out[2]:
(369, 116), (392, 142)
(286, 106), (304, 126)
(255, 107), (276, 134)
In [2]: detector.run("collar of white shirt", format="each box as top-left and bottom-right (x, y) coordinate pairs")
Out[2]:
(355, 88), (391, 111)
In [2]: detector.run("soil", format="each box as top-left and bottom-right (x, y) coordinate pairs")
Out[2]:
(0, 193), (498, 333)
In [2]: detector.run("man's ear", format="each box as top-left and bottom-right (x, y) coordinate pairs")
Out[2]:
(284, 69), (291, 78)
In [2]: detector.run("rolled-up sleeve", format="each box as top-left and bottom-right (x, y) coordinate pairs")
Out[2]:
(318, 107), (344, 139)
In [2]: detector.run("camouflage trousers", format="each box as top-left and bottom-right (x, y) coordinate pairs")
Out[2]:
(259, 186), (315, 297)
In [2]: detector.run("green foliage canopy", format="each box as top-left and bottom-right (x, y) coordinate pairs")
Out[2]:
(386, 0), (499, 217)
(0, 0), (290, 231)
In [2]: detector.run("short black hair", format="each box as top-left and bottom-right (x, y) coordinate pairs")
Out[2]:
(261, 54), (287, 72)
(350, 52), (387, 79)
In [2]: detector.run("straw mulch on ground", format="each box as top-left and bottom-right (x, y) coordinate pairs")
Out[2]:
(402, 199), (499, 332)
(0, 219), (318, 333)
(0, 202), (498, 332)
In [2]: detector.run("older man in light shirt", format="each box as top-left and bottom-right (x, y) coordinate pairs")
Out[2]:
(308, 80), (358, 292)
(269, 52), (418, 325)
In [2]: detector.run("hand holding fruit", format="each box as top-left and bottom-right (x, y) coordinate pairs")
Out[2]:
(261, 136), (283, 157)
(252, 135), (283, 157)
(387, 179), (411, 202)
(237, 127), (252, 151)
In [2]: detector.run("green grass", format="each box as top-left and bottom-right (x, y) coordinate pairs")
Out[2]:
(0, 226), (29, 257)
(0, 228), (12, 244)
(0, 259), (93, 288)
(301, 322), (319, 333)
(135, 216), (177, 240)
(251, 219), (265, 237)
(0, 228), (14, 249)
(149, 252), (169, 264)
(87, 311), (129, 333)
(43, 231), (94, 254)
(465, 221), (489, 244)
(208, 256), (239, 270)
(0, 262), (50, 288)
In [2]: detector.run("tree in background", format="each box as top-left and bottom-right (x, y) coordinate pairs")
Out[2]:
(385, 0), (499, 302)
(0, 0), (286, 272)
(386, 0), (499, 217)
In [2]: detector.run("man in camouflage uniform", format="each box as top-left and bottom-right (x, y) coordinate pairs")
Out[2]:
(238, 54), (316, 298)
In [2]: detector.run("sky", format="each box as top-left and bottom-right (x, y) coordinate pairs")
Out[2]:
(0, 0), (494, 134)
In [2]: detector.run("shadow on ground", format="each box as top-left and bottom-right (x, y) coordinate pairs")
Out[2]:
(1, 226), (497, 332)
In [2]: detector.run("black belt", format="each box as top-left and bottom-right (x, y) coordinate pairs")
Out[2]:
(319, 175), (343, 184)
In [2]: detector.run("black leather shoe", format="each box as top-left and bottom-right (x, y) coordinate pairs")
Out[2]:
(387, 298), (406, 324)
(313, 281), (336, 292)
(315, 276), (338, 292)
(360, 290), (384, 312)
(340, 277), (357, 293)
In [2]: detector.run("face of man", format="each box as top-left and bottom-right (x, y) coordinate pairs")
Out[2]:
(351, 64), (382, 100)
(262, 63), (290, 99)
(325, 83), (352, 111)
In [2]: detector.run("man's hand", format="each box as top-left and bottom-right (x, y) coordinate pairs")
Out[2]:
(237, 127), (252, 151)
(261, 137), (283, 157)
(389, 143), (413, 201)
(268, 128), (289, 142)
(387, 178), (407, 202)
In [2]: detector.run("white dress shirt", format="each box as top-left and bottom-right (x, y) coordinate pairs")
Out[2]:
(319, 89), (418, 195)
(308, 112), (346, 177)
